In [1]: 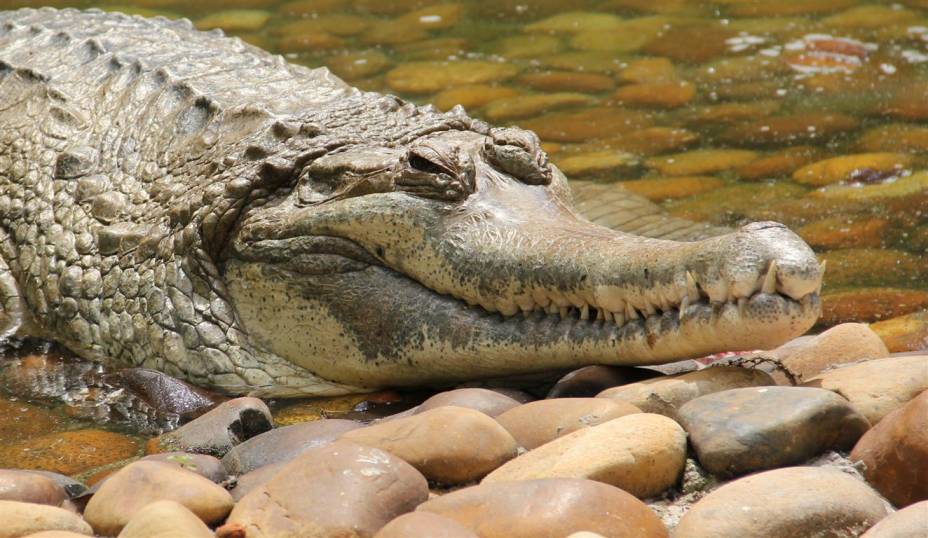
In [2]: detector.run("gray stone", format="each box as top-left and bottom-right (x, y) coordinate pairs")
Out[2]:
(221, 419), (361, 474)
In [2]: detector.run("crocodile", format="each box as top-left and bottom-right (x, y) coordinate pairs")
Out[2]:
(0, 8), (823, 397)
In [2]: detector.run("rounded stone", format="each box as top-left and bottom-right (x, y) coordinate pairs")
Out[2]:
(861, 501), (928, 537)
(803, 356), (928, 424)
(484, 413), (686, 498)
(0, 470), (67, 506)
(415, 388), (521, 417)
(597, 366), (774, 420)
(140, 452), (228, 483)
(547, 365), (662, 398)
(20, 531), (91, 538)
(850, 390), (928, 507)
(147, 397), (272, 457)
(228, 462), (284, 501)
(495, 398), (641, 449)
(341, 406), (518, 484)
(677, 386), (871, 477)
(220, 440), (428, 538)
(116, 500), (213, 538)
(766, 323), (889, 384)
(673, 467), (889, 538)
(221, 419), (362, 474)
(385, 61), (520, 94)
(374, 512), (478, 538)
(417, 478), (667, 538)
(83, 460), (234, 536)
(0, 500), (93, 538)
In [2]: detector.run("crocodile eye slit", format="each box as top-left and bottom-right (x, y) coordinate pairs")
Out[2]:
(408, 153), (448, 176)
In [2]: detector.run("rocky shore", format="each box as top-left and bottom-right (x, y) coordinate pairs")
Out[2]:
(0, 322), (925, 537)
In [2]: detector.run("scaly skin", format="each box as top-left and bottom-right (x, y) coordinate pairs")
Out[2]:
(0, 8), (824, 396)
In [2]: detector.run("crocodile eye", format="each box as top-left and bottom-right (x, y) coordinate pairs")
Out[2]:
(408, 149), (452, 176)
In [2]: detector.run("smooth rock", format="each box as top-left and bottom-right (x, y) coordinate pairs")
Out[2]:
(220, 441), (428, 538)
(415, 388), (522, 417)
(516, 71), (614, 93)
(554, 150), (638, 177)
(0, 501), (92, 538)
(870, 310), (928, 353)
(803, 356), (928, 424)
(588, 127), (698, 156)
(21, 532), (92, 538)
(618, 57), (677, 84)
(374, 512), (478, 538)
(766, 323), (889, 384)
(386, 61), (520, 94)
(523, 11), (623, 33)
(667, 182), (807, 224)
(643, 25), (734, 63)
(520, 107), (651, 143)
(547, 365), (662, 398)
(646, 149), (758, 176)
(720, 113), (859, 146)
(229, 462), (283, 501)
(83, 460), (233, 536)
(617, 176), (724, 202)
(496, 35), (563, 59)
(597, 366), (774, 420)
(147, 397), (272, 457)
(861, 501), (928, 537)
(820, 248), (927, 290)
(857, 123), (928, 153)
(417, 478), (667, 537)
(484, 413), (686, 499)
(19, 472), (86, 500)
(140, 452), (228, 483)
(673, 467), (889, 537)
(821, 288), (928, 326)
(222, 419), (362, 475)
(495, 398), (641, 449)
(195, 9), (270, 31)
(851, 391), (928, 507)
(117, 500), (213, 538)
(614, 81), (695, 108)
(433, 85), (522, 112)
(325, 51), (392, 81)
(0, 430), (140, 475)
(341, 406), (518, 484)
(736, 145), (822, 180)
(483, 93), (594, 121)
(798, 217), (891, 250)
(793, 153), (914, 187)
(678, 386), (871, 477)
(0, 470), (67, 506)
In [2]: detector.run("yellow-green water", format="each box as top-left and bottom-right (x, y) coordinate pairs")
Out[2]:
(0, 0), (926, 463)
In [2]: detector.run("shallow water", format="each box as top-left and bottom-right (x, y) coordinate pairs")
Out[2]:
(0, 0), (926, 462)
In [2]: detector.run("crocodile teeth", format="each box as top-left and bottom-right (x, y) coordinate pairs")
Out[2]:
(626, 303), (639, 320)
(580, 304), (590, 320)
(686, 271), (700, 302)
(546, 303), (558, 315)
(817, 261), (826, 294)
(559, 306), (569, 320)
(761, 260), (778, 295)
(643, 302), (656, 317)
(596, 308), (605, 321)
(738, 297), (747, 317)
(614, 312), (625, 326)
(679, 295), (689, 321)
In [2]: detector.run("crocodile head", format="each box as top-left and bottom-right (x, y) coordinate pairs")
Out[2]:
(223, 104), (823, 393)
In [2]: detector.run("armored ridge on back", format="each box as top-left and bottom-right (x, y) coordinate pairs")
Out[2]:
(0, 8), (823, 397)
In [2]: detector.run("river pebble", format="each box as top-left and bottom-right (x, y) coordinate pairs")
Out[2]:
(195, 9), (270, 32)
(673, 467), (889, 538)
(547, 365), (662, 398)
(821, 288), (928, 326)
(83, 460), (233, 536)
(0, 501), (92, 538)
(219, 440), (427, 538)
(483, 92), (594, 121)
(146, 397), (272, 457)
(221, 418), (361, 474)
(851, 390), (928, 507)
(618, 176), (724, 201)
(645, 149), (758, 176)
(495, 398), (641, 449)
(418, 478), (668, 538)
(386, 61), (520, 94)
(554, 150), (639, 177)
(677, 386), (870, 477)
(340, 406), (517, 484)
(597, 366), (774, 420)
(374, 512), (478, 538)
(140, 452), (228, 483)
(523, 11), (624, 34)
(792, 153), (914, 187)
(861, 500), (928, 537)
(870, 310), (928, 353)
(0, 470), (67, 506)
(117, 500), (213, 538)
(516, 70), (614, 93)
(798, 216), (891, 249)
(764, 323), (889, 384)
(802, 355), (928, 424)
(613, 81), (695, 108)
(415, 387), (522, 417)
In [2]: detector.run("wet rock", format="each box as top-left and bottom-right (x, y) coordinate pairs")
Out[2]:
(617, 176), (724, 202)
(221, 419), (361, 474)
(541, 51), (625, 74)
(229, 462), (283, 501)
(84, 460), (233, 536)
(433, 84), (521, 112)
(484, 413), (685, 498)
(325, 51), (392, 81)
(857, 123), (928, 153)
(418, 478), (667, 538)
(496, 35), (563, 59)
(374, 512), (478, 538)
(735, 145), (821, 180)
(117, 500), (213, 538)
(667, 182), (808, 224)
(591, 127), (698, 156)
(275, 14), (371, 37)
(279, 32), (344, 53)
(516, 71), (614, 93)
(809, 171), (928, 209)
(822, 288), (928, 326)
(824, 4), (917, 28)
(861, 500), (928, 537)
(547, 365), (662, 398)
(272, 393), (374, 425)
(386, 61), (520, 95)
(673, 466), (889, 537)
(803, 355), (928, 424)
(147, 397), (272, 457)
(0, 501), (92, 538)
(341, 406), (518, 484)
(219, 441), (428, 538)
(765, 323), (889, 384)
(105, 368), (221, 420)
(20, 472), (86, 500)
(0, 430), (140, 475)
(614, 81), (695, 108)
(792, 153), (913, 187)
(483, 92), (594, 121)
(495, 398), (641, 449)
(195, 9), (270, 32)
(279, 0), (342, 16)
(870, 310), (928, 353)
(798, 217), (890, 250)
(361, 20), (428, 46)
(821, 249), (927, 290)
(643, 25), (734, 63)
(0, 470), (66, 507)
(726, 0), (854, 16)
(569, 25), (654, 53)
(415, 388), (521, 417)
(140, 452), (228, 483)
(597, 366), (774, 420)
(851, 390), (928, 507)
(20, 531), (91, 538)
(397, 3), (462, 30)
(523, 11), (623, 33)
(522, 107), (652, 143)
(720, 113), (859, 146)
(646, 149), (758, 176)
(686, 100), (782, 125)
(618, 57), (677, 84)
(554, 150), (638, 178)
(677, 386), (871, 477)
